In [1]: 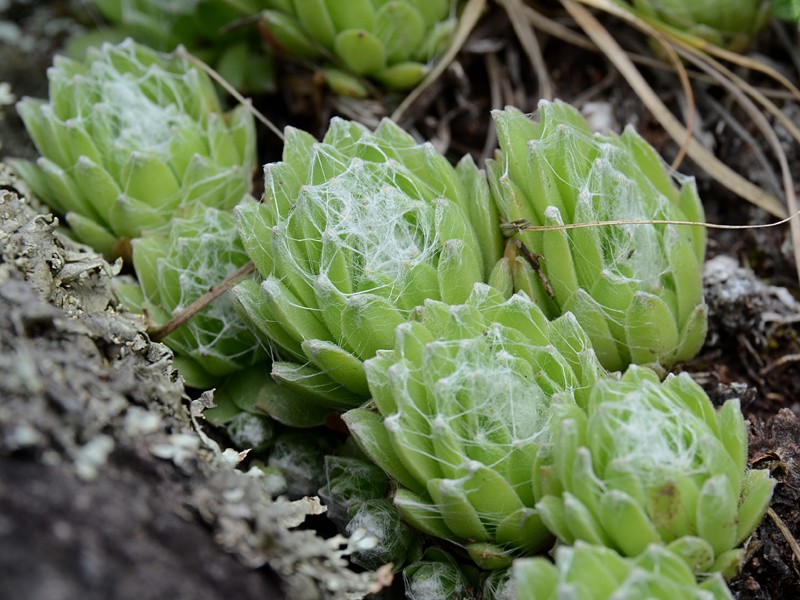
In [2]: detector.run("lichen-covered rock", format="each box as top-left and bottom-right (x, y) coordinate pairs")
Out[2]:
(0, 163), (391, 599)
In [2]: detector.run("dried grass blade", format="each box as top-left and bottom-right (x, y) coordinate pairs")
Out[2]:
(561, 0), (787, 218)
(677, 47), (800, 282)
(579, 0), (800, 101)
(498, 0), (552, 100)
(577, 0), (800, 142)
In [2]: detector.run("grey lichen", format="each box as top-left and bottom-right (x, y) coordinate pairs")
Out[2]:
(0, 163), (390, 599)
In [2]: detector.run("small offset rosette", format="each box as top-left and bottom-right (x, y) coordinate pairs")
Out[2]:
(115, 204), (265, 388)
(88, 0), (276, 94)
(344, 284), (605, 569)
(513, 541), (733, 600)
(628, 0), (771, 50)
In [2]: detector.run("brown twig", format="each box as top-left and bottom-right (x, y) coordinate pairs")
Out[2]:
(149, 262), (256, 342)
(514, 239), (555, 298)
(500, 210), (800, 234)
(760, 353), (800, 377)
(768, 507), (800, 570)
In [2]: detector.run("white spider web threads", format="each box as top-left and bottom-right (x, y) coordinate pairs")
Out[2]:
(423, 331), (554, 452)
(156, 207), (262, 370)
(589, 378), (708, 486)
(386, 318), (568, 513)
(404, 559), (469, 600)
(86, 46), (193, 148)
(276, 152), (440, 306)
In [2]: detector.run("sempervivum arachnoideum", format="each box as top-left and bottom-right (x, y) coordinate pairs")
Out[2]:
(233, 117), (503, 424)
(488, 100), (707, 373)
(88, 0), (275, 94)
(533, 365), (775, 577)
(260, 0), (458, 96)
(115, 204), (265, 388)
(513, 541), (733, 600)
(628, 0), (771, 50)
(12, 39), (256, 260)
(343, 283), (605, 569)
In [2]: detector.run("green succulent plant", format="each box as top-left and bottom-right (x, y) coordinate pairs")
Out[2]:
(260, 0), (458, 96)
(87, 0), (275, 94)
(772, 0), (800, 23)
(233, 117), (503, 423)
(346, 498), (423, 570)
(403, 548), (483, 599)
(318, 453), (390, 529)
(202, 368), (279, 453)
(629, 0), (771, 49)
(12, 39), (256, 260)
(115, 204), (265, 387)
(514, 541), (733, 600)
(488, 100), (707, 373)
(533, 365), (775, 576)
(343, 284), (606, 569)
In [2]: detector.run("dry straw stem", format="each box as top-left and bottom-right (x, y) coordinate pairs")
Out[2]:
(177, 46), (285, 142)
(561, 0), (786, 220)
(392, 0), (486, 122)
(673, 45), (800, 285)
(502, 209), (800, 235)
(497, 0), (553, 100)
(575, 0), (800, 133)
(768, 506), (800, 570)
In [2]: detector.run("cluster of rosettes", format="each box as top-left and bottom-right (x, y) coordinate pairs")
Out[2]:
(220, 104), (769, 596)
(11, 38), (776, 598)
(12, 39), (256, 260)
(260, 0), (458, 95)
(232, 116), (503, 422)
(488, 100), (707, 373)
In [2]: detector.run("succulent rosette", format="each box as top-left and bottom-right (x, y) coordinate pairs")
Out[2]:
(87, 0), (275, 94)
(12, 39), (256, 259)
(318, 453), (390, 529)
(403, 548), (482, 599)
(91, 0), (257, 50)
(346, 499), (424, 570)
(488, 100), (707, 373)
(629, 0), (771, 49)
(534, 365), (775, 576)
(233, 117), (503, 422)
(115, 204), (265, 388)
(772, 0), (800, 24)
(343, 284), (605, 568)
(260, 0), (458, 96)
(514, 542), (733, 600)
